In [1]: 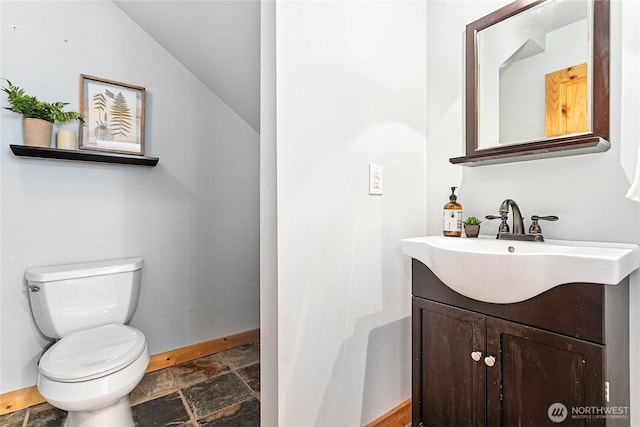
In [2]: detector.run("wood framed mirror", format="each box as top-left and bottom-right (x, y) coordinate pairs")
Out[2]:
(450, 0), (609, 166)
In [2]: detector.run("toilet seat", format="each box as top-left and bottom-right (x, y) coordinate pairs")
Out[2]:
(39, 324), (146, 383)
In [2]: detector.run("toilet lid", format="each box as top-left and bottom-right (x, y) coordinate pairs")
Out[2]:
(39, 324), (146, 382)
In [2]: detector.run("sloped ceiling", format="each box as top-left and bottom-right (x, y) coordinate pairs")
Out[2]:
(114, 0), (260, 132)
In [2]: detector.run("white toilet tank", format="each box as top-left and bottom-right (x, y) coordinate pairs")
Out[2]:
(25, 257), (144, 339)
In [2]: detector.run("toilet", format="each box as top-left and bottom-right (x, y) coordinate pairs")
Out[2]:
(25, 257), (149, 427)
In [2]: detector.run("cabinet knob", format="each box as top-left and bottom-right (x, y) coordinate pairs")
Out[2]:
(470, 351), (482, 362)
(484, 355), (496, 367)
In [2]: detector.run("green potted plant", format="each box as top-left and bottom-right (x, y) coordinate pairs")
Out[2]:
(463, 216), (482, 238)
(2, 79), (84, 148)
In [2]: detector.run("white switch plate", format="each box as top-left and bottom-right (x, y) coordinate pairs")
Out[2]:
(369, 164), (383, 195)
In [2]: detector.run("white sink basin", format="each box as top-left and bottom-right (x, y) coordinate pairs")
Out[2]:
(402, 235), (640, 304)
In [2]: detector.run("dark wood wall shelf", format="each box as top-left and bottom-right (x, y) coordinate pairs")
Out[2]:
(10, 144), (159, 167)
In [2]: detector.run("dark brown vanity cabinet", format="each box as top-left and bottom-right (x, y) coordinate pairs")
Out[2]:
(411, 259), (630, 427)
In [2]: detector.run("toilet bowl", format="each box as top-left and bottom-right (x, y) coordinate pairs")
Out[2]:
(25, 258), (148, 427)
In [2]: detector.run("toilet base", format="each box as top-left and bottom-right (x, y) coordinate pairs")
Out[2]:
(37, 344), (149, 425)
(65, 396), (133, 427)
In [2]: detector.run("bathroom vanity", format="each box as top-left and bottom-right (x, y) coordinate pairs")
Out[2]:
(410, 258), (630, 426)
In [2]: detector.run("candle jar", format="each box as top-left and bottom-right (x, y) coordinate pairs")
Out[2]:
(56, 129), (76, 150)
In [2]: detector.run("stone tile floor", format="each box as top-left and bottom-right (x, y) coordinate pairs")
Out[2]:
(0, 342), (260, 427)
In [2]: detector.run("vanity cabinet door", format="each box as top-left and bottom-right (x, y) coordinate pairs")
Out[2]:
(412, 298), (486, 427)
(486, 317), (604, 426)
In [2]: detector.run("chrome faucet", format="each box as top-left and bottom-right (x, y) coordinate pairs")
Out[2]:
(485, 199), (558, 242)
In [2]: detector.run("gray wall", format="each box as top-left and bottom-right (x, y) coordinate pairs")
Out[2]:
(0, 1), (259, 393)
(259, 2), (278, 426)
(262, 1), (427, 425)
(426, 0), (640, 423)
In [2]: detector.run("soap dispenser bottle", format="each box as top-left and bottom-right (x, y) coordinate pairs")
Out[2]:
(443, 186), (463, 237)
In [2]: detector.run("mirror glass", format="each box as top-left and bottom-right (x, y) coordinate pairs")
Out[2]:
(452, 0), (609, 166)
(478, 0), (591, 148)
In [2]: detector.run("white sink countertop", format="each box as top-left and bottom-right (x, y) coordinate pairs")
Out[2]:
(402, 235), (640, 304)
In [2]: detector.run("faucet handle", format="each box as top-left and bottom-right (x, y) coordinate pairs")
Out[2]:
(485, 214), (509, 233)
(531, 215), (559, 222)
(529, 215), (559, 234)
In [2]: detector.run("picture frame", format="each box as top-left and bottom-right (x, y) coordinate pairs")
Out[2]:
(79, 75), (145, 156)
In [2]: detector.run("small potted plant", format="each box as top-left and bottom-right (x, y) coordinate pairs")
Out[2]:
(2, 79), (84, 147)
(463, 216), (482, 238)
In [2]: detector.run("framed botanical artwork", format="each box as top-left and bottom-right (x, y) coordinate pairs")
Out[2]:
(79, 75), (145, 155)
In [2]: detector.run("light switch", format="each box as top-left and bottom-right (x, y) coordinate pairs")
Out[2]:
(369, 164), (383, 195)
